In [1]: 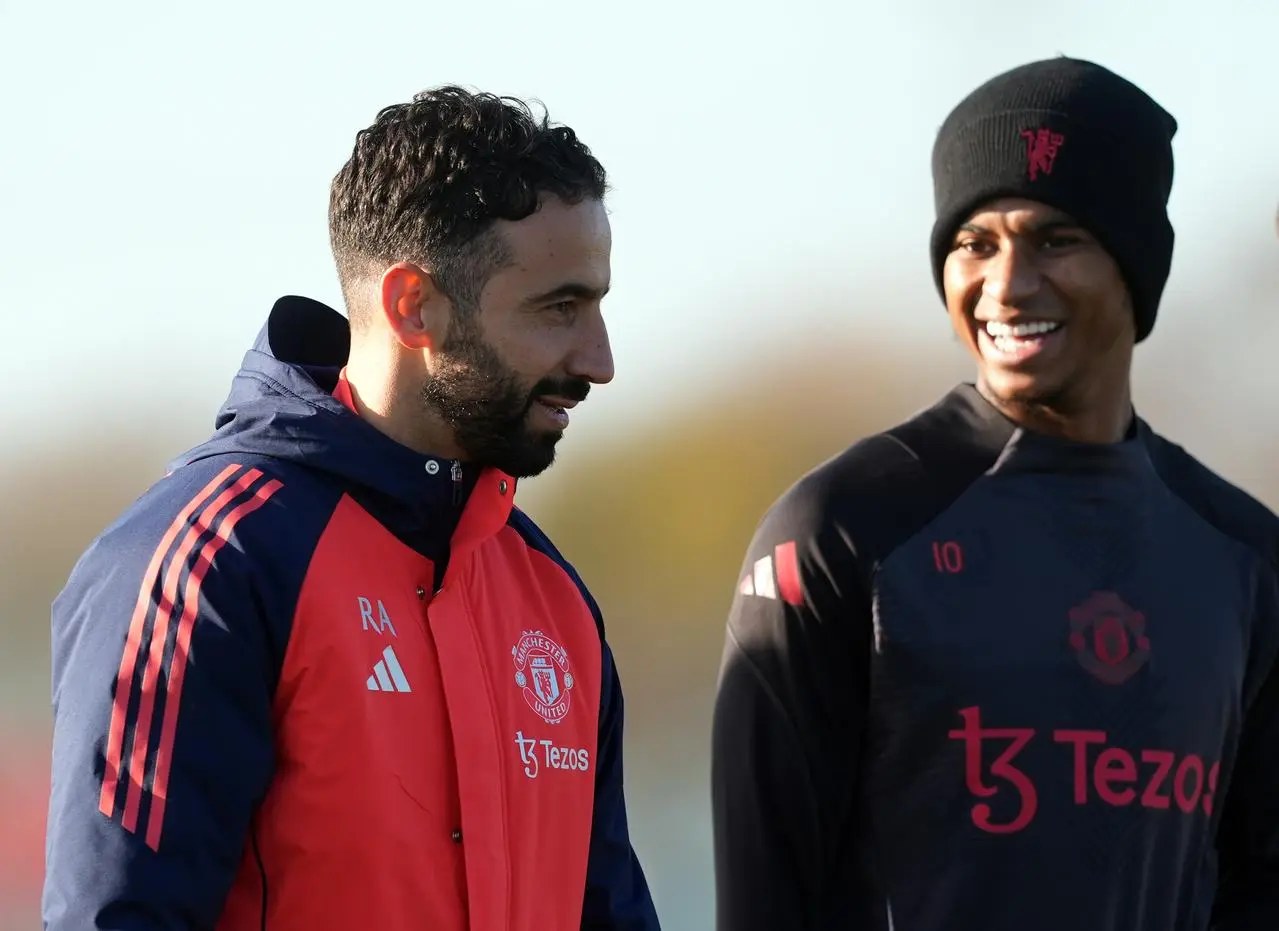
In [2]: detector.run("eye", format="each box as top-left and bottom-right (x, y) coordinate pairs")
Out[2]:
(1040, 228), (1090, 250)
(542, 300), (578, 323)
(954, 238), (995, 258)
(1042, 234), (1081, 249)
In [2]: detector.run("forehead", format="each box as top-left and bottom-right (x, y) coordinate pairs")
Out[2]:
(962, 197), (1079, 231)
(492, 196), (611, 293)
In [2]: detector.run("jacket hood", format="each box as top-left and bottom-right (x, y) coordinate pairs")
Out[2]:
(170, 295), (486, 517)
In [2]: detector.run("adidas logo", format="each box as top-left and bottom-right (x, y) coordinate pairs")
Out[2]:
(366, 645), (412, 693)
(738, 540), (804, 606)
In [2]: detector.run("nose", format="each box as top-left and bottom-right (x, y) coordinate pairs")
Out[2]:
(566, 311), (615, 386)
(982, 239), (1041, 307)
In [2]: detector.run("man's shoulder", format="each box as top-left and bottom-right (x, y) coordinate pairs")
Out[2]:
(776, 431), (924, 527)
(506, 505), (604, 632)
(1145, 428), (1279, 570)
(72, 453), (344, 589)
(51, 453), (349, 677)
(762, 393), (1002, 567)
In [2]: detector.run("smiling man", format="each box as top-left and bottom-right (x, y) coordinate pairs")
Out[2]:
(711, 57), (1279, 930)
(44, 86), (660, 931)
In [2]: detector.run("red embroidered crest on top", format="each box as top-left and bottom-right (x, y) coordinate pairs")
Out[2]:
(1068, 591), (1151, 686)
(1020, 128), (1065, 181)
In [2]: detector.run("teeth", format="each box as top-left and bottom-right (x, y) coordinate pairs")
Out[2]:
(986, 320), (1061, 339)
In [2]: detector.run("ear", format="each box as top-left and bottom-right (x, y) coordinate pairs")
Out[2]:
(378, 262), (449, 351)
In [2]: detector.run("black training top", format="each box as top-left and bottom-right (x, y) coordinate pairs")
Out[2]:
(711, 383), (1279, 931)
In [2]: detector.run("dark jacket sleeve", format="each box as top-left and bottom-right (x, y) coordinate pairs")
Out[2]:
(711, 477), (870, 931)
(42, 468), (284, 930)
(580, 639), (662, 930)
(1212, 565), (1279, 929)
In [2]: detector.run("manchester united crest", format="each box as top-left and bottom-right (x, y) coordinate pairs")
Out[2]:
(512, 629), (574, 724)
(1068, 591), (1150, 686)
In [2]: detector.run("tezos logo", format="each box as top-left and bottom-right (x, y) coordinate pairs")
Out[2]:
(514, 730), (590, 780)
(948, 706), (1220, 835)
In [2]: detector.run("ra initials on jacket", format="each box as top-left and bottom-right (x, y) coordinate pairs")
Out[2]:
(219, 493), (603, 930)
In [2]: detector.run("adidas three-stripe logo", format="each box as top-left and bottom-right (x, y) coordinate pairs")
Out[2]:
(367, 645), (412, 693)
(738, 540), (804, 606)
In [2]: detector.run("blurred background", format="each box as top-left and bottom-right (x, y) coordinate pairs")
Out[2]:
(2, 0), (1277, 927)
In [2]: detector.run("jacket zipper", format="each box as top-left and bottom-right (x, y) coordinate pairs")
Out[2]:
(433, 460), (464, 594)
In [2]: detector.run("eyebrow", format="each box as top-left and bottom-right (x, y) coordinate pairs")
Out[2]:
(523, 282), (610, 305)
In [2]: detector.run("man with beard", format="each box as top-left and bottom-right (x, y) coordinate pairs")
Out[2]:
(711, 58), (1279, 930)
(43, 86), (661, 931)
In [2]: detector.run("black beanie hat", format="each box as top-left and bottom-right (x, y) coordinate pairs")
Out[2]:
(929, 57), (1178, 343)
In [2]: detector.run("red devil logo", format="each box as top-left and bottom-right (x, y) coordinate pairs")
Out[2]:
(1021, 128), (1066, 181)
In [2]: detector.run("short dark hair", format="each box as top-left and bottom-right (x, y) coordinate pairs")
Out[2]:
(328, 85), (608, 327)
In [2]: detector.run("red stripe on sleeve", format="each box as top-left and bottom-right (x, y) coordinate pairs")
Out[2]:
(144, 477), (283, 851)
(99, 464), (244, 821)
(120, 468), (266, 835)
(774, 540), (803, 607)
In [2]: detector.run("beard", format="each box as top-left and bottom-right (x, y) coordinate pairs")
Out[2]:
(421, 317), (590, 478)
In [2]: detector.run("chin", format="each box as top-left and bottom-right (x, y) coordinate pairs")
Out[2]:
(981, 368), (1066, 409)
(491, 434), (561, 479)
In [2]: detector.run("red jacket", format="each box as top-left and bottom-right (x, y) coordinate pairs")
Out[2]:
(43, 296), (661, 930)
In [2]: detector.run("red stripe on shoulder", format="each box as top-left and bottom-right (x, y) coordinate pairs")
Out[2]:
(144, 475), (282, 851)
(119, 467), (267, 836)
(774, 540), (803, 607)
(98, 463), (244, 822)
(96, 463), (284, 852)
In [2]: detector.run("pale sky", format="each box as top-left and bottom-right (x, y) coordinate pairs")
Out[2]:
(2, 0), (1277, 451)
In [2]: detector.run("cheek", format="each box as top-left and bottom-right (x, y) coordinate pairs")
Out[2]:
(1091, 297), (1136, 347)
(942, 260), (979, 341)
(1052, 262), (1133, 343)
(487, 325), (565, 381)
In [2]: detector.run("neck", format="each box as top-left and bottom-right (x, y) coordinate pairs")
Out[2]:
(344, 344), (465, 460)
(977, 378), (1134, 445)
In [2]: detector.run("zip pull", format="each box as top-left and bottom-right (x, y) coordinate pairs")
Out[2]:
(451, 460), (463, 505)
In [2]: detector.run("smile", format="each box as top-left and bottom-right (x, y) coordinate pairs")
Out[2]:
(979, 319), (1065, 364)
(534, 399), (572, 429)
